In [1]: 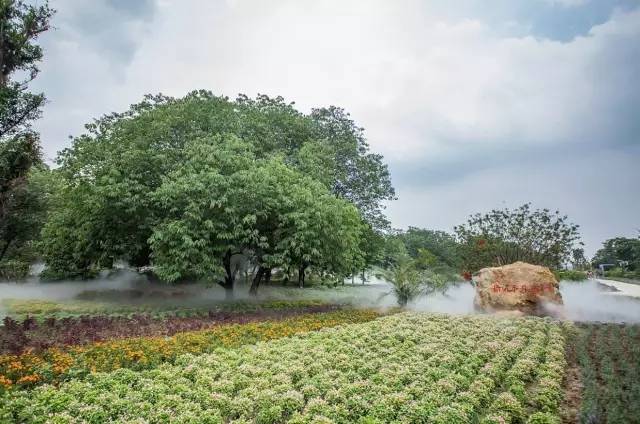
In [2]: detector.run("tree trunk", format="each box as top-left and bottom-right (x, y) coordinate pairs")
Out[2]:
(0, 237), (13, 262)
(218, 249), (239, 300)
(264, 268), (272, 285)
(298, 264), (307, 288)
(361, 269), (366, 284)
(250, 266), (265, 295)
(222, 250), (234, 285)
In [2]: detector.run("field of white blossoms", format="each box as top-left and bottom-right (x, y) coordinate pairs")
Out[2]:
(1, 313), (566, 424)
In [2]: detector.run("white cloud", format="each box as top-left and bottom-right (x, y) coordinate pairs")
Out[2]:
(386, 147), (639, 256)
(116, 0), (639, 164)
(544, 0), (589, 7)
(31, 0), (640, 252)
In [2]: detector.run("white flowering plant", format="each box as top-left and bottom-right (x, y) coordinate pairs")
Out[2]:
(0, 313), (566, 423)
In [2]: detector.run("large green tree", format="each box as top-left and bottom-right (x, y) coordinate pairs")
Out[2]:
(0, 0), (54, 273)
(148, 136), (364, 296)
(454, 203), (583, 273)
(42, 92), (387, 284)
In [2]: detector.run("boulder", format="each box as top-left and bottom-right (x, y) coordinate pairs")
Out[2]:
(472, 261), (563, 314)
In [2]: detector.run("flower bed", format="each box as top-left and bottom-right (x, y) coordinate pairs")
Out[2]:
(0, 301), (341, 354)
(0, 309), (380, 391)
(0, 313), (566, 423)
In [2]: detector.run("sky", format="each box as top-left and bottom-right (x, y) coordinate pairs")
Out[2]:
(32, 0), (639, 257)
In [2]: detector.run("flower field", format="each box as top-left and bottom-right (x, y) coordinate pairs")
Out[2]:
(1, 313), (567, 423)
(0, 309), (380, 392)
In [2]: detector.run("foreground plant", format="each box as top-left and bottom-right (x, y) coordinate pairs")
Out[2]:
(568, 323), (640, 423)
(1, 313), (566, 423)
(0, 309), (380, 391)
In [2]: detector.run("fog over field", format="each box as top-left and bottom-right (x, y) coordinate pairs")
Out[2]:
(2, 271), (639, 323)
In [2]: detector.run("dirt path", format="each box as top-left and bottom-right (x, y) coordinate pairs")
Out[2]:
(595, 278), (640, 298)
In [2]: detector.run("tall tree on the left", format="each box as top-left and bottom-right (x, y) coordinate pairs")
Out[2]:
(0, 1), (54, 277)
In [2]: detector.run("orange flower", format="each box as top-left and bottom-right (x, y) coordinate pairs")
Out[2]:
(16, 374), (39, 385)
(0, 375), (13, 387)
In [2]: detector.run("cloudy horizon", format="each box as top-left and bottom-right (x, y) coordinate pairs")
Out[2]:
(32, 0), (639, 257)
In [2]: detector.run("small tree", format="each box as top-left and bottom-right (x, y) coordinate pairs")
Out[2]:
(377, 258), (448, 307)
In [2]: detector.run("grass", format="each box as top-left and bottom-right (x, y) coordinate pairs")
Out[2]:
(0, 298), (334, 320)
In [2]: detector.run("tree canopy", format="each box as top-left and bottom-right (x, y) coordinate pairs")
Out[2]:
(0, 0), (53, 273)
(39, 91), (393, 293)
(592, 236), (640, 271)
(454, 203), (583, 273)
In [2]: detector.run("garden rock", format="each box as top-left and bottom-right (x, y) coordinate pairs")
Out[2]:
(473, 261), (563, 314)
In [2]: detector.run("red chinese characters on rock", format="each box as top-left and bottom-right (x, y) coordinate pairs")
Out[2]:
(490, 282), (555, 294)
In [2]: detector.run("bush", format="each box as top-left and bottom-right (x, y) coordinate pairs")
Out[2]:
(553, 269), (587, 281)
(604, 268), (625, 278)
(0, 260), (30, 280)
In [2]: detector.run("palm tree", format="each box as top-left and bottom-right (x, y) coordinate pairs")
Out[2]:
(377, 259), (447, 307)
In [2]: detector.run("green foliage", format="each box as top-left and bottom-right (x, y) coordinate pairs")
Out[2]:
(397, 227), (461, 269)
(40, 91), (394, 282)
(0, 0), (54, 273)
(149, 135), (364, 288)
(376, 258), (448, 306)
(0, 158), (48, 265)
(455, 203), (583, 273)
(592, 236), (640, 271)
(552, 269), (587, 281)
(379, 233), (409, 269)
(0, 0), (54, 138)
(0, 258), (28, 279)
(377, 228), (463, 287)
(570, 247), (589, 270)
(602, 267), (640, 280)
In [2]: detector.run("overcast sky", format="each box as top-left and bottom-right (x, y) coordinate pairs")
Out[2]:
(32, 0), (639, 256)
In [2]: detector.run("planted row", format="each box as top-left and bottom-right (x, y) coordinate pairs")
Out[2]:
(1, 312), (566, 423)
(0, 309), (380, 391)
(572, 323), (640, 424)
